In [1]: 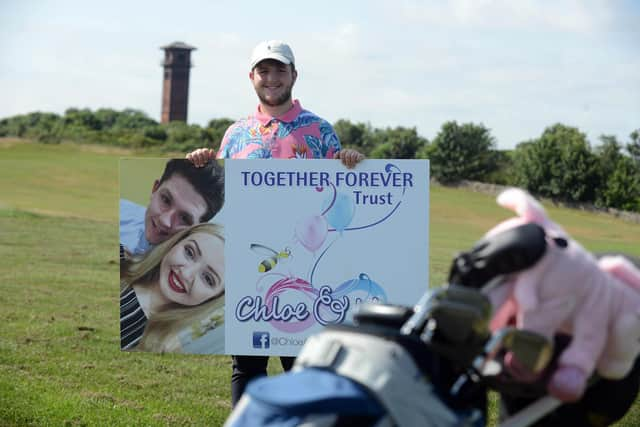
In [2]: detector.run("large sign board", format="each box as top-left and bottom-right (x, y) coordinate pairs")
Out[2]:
(119, 158), (429, 356)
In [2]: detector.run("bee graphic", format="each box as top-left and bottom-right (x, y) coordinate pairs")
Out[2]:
(250, 243), (291, 273)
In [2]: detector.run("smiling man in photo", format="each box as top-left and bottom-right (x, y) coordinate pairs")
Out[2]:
(119, 158), (225, 256)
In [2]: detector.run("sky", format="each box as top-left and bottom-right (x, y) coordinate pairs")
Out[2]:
(1, 0), (639, 149)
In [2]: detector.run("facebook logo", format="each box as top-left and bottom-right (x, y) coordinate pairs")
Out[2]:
(252, 332), (270, 349)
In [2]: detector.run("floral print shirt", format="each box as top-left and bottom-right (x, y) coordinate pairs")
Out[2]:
(216, 100), (341, 159)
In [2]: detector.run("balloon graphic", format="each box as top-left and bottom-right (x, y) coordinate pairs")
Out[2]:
(295, 215), (328, 252)
(333, 273), (387, 304)
(265, 276), (318, 333)
(322, 191), (355, 233)
(333, 273), (387, 322)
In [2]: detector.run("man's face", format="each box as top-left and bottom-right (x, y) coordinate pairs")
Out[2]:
(145, 174), (207, 245)
(250, 59), (297, 107)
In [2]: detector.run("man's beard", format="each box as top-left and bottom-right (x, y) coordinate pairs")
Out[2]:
(257, 85), (293, 107)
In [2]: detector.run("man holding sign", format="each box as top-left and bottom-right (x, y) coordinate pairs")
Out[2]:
(187, 40), (364, 406)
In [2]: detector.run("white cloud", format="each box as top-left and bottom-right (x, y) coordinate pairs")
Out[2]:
(395, 0), (615, 33)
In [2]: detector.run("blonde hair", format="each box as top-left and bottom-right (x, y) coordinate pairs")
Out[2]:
(121, 223), (225, 352)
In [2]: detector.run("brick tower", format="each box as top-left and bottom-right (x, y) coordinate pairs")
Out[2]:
(160, 42), (196, 123)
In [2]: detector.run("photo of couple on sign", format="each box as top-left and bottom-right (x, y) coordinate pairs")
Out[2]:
(119, 158), (226, 354)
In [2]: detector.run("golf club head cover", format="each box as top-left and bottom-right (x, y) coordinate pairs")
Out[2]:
(483, 188), (640, 402)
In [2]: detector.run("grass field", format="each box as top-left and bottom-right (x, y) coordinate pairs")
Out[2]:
(1, 139), (638, 426)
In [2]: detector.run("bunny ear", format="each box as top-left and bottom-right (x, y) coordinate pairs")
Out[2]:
(495, 188), (572, 237)
(484, 188), (550, 237)
(497, 188), (548, 223)
(599, 256), (640, 292)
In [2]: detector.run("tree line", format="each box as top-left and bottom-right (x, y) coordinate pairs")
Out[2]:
(1, 108), (638, 212)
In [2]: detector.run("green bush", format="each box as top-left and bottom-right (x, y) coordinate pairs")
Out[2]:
(513, 124), (600, 203)
(426, 121), (497, 183)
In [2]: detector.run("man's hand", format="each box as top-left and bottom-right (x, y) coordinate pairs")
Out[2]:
(186, 148), (215, 168)
(333, 148), (365, 169)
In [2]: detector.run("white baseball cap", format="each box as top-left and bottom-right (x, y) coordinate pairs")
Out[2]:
(249, 40), (295, 70)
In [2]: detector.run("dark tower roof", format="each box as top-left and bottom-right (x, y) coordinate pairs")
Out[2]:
(160, 41), (197, 51)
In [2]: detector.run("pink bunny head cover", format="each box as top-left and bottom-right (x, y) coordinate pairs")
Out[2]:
(483, 188), (640, 402)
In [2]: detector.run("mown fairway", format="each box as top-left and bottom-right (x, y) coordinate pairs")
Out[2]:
(1, 139), (638, 426)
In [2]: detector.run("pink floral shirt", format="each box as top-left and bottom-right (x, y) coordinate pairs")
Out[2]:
(216, 100), (341, 159)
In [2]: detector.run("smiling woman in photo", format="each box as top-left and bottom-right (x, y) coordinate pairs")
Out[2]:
(120, 222), (225, 352)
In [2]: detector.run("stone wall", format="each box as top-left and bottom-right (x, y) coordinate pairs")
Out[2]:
(435, 179), (640, 225)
